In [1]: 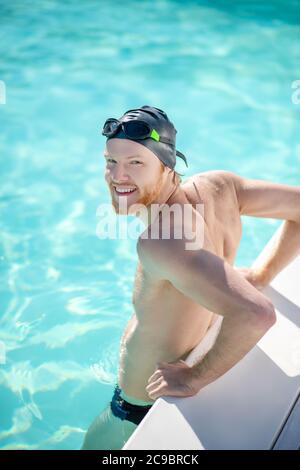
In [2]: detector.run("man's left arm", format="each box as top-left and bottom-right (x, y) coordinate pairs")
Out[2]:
(229, 172), (300, 286)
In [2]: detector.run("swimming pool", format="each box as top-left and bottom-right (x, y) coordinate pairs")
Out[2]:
(0, 0), (299, 449)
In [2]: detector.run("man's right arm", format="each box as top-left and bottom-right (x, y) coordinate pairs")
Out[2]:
(137, 236), (275, 322)
(137, 237), (276, 389)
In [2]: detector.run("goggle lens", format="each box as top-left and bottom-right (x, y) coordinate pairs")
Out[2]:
(124, 120), (149, 138)
(102, 119), (120, 135)
(102, 118), (151, 139)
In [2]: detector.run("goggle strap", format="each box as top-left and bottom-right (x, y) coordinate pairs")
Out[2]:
(176, 149), (188, 167)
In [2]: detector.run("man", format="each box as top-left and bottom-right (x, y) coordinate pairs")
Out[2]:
(81, 105), (300, 450)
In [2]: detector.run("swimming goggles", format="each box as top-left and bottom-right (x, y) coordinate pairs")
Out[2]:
(101, 116), (188, 165)
(102, 117), (175, 146)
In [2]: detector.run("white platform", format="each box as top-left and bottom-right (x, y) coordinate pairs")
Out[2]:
(123, 226), (300, 450)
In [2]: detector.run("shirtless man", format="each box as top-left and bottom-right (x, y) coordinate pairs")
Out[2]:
(81, 106), (300, 450)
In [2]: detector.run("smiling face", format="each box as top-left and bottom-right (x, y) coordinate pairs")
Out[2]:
(104, 138), (167, 215)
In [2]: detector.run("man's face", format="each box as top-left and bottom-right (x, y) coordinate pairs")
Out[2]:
(104, 138), (166, 215)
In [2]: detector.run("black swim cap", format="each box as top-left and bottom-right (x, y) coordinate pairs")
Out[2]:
(105, 105), (188, 170)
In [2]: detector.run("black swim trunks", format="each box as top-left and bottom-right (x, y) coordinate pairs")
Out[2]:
(110, 384), (153, 426)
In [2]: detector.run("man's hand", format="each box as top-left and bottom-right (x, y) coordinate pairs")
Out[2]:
(146, 360), (200, 400)
(233, 267), (270, 291)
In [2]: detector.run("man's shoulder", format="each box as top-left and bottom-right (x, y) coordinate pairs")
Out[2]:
(136, 235), (169, 280)
(198, 169), (243, 187)
(137, 231), (186, 261)
(197, 170), (244, 207)
(136, 231), (189, 280)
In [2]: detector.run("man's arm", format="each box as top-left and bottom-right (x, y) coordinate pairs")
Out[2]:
(229, 171), (300, 285)
(138, 236), (276, 390)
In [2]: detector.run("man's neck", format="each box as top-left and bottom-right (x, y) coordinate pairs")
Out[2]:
(139, 178), (181, 228)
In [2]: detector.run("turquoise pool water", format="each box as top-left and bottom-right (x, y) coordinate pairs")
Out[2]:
(0, 0), (299, 449)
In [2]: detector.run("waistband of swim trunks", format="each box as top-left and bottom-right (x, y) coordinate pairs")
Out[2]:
(114, 383), (154, 407)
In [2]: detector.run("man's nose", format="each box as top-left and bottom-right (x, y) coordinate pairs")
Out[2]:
(111, 163), (130, 182)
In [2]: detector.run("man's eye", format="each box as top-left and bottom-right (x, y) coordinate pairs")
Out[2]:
(107, 158), (115, 163)
(130, 160), (142, 164)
